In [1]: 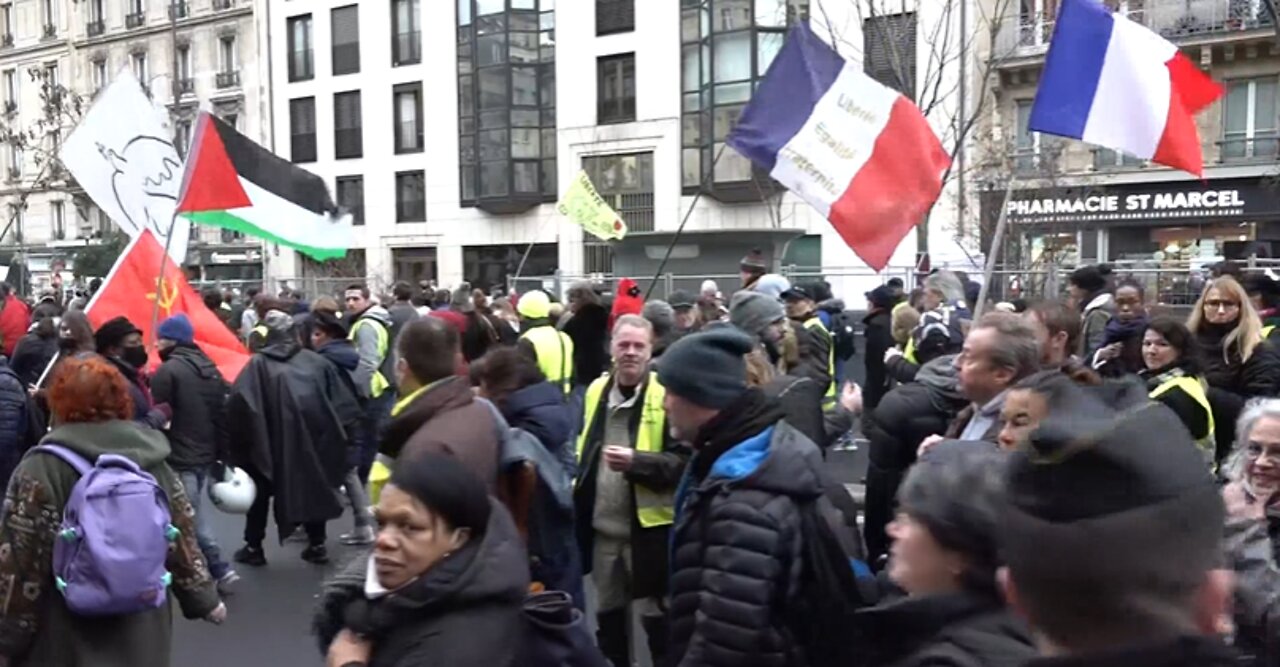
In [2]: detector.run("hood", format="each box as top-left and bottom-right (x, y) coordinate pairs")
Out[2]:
(355, 305), (393, 328)
(817, 298), (846, 314)
(167, 345), (220, 380)
(501, 381), (574, 449)
(915, 353), (963, 408)
(317, 340), (360, 372)
(1084, 292), (1114, 314)
(44, 420), (171, 468)
(705, 421), (824, 499)
(260, 341), (305, 362)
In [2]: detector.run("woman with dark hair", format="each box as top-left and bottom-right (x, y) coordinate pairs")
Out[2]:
(855, 443), (1034, 666)
(462, 289), (515, 362)
(0, 356), (224, 667)
(560, 282), (609, 387)
(1068, 264), (1114, 359)
(1140, 316), (1215, 462)
(473, 346), (573, 457)
(995, 370), (1123, 452)
(1090, 279), (1147, 377)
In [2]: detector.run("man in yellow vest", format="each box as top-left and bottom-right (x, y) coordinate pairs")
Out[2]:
(345, 284), (396, 483)
(516, 289), (575, 396)
(575, 314), (687, 667)
(782, 283), (836, 409)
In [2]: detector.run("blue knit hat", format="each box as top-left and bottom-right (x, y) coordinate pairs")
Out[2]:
(157, 313), (195, 345)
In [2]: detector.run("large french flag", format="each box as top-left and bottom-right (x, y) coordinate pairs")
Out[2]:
(1029, 0), (1223, 176)
(727, 22), (950, 272)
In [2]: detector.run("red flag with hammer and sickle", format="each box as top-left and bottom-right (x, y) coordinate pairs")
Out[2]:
(86, 230), (250, 381)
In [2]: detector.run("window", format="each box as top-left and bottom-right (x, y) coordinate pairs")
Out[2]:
(393, 82), (423, 153)
(87, 0), (104, 34)
(336, 175), (364, 225)
(580, 152), (653, 273)
(681, 0), (808, 195)
(6, 142), (19, 174)
(1014, 99), (1040, 172)
(597, 0), (635, 34)
(131, 51), (147, 87)
(0, 5), (11, 39)
(91, 59), (106, 92)
(174, 117), (191, 157)
(392, 0), (421, 65)
(219, 35), (236, 72)
(458, 0), (557, 210)
(219, 111), (238, 129)
(126, 0), (144, 27)
(289, 97), (316, 163)
(1224, 77), (1279, 161)
(1093, 147), (1142, 169)
(45, 61), (59, 88)
(287, 15), (314, 82)
(51, 201), (64, 240)
(597, 53), (635, 124)
(176, 44), (192, 92)
(332, 5), (360, 75)
(334, 91), (362, 159)
(2, 69), (15, 110)
(395, 170), (425, 222)
(41, 0), (54, 32)
(393, 247), (437, 285)
(864, 12), (917, 100)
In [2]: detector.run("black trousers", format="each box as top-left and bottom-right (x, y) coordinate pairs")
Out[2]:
(243, 469), (327, 548)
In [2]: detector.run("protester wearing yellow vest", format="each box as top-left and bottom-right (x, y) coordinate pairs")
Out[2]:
(574, 315), (687, 667)
(781, 284), (836, 409)
(1140, 318), (1216, 463)
(345, 285), (397, 482)
(516, 290), (575, 396)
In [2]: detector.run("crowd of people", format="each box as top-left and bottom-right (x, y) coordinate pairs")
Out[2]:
(0, 251), (1271, 667)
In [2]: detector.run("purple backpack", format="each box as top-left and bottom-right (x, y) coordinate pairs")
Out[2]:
(34, 444), (177, 616)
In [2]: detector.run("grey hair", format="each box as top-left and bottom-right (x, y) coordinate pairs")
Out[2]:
(973, 312), (1040, 381)
(925, 270), (966, 305)
(613, 314), (653, 338)
(1226, 398), (1280, 482)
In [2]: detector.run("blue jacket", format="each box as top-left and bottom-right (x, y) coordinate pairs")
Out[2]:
(501, 381), (573, 458)
(0, 360), (24, 486)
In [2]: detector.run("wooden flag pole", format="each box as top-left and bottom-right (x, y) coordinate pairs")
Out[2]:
(149, 212), (181, 347)
(972, 178), (1018, 321)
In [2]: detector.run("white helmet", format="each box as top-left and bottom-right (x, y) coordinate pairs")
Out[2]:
(208, 466), (256, 514)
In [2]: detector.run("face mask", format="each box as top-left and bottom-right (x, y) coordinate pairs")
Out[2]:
(122, 345), (149, 369)
(158, 346), (176, 362)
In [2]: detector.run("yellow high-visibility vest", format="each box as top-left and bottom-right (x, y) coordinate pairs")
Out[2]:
(802, 317), (836, 410)
(1264, 325), (1276, 339)
(349, 318), (391, 399)
(575, 372), (673, 529)
(521, 325), (575, 396)
(1150, 375), (1216, 460)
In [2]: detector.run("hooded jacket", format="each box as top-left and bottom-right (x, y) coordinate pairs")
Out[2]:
(855, 592), (1035, 667)
(1079, 292), (1114, 360)
(0, 295), (29, 358)
(316, 339), (362, 399)
(667, 413), (824, 667)
(351, 305), (396, 399)
(226, 341), (361, 540)
(380, 376), (502, 493)
(502, 381), (574, 455)
(863, 354), (966, 565)
(313, 499), (530, 667)
(151, 344), (229, 471)
(10, 331), (56, 389)
(0, 421), (219, 667)
(561, 302), (610, 385)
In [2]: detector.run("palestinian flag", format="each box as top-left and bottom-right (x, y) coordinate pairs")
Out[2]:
(175, 112), (353, 261)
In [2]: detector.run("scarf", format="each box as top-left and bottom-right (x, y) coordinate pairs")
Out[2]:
(689, 388), (785, 481)
(1102, 315), (1148, 347)
(1140, 361), (1190, 390)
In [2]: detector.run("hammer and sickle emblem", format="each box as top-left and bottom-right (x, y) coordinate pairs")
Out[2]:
(146, 277), (180, 318)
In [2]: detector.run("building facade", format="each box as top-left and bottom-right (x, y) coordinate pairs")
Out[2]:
(0, 0), (263, 291)
(978, 0), (1280, 283)
(265, 0), (974, 303)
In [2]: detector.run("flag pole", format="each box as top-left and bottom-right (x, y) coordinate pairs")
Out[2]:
(972, 177), (1018, 320)
(148, 212), (180, 347)
(643, 142), (729, 301)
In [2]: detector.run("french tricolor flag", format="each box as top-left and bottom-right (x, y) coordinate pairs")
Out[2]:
(1029, 0), (1223, 176)
(727, 23), (950, 272)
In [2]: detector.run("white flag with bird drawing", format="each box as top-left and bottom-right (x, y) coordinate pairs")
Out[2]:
(60, 67), (189, 263)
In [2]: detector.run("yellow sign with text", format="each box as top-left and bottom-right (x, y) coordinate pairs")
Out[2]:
(557, 170), (627, 242)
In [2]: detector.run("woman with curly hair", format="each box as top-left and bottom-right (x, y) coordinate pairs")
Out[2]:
(0, 355), (224, 667)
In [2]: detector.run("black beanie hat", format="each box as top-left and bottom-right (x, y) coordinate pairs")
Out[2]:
(1002, 403), (1223, 585)
(1068, 265), (1109, 293)
(389, 452), (491, 535)
(656, 328), (754, 409)
(94, 316), (142, 353)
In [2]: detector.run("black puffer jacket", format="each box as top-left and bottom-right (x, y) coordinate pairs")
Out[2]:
(855, 592), (1035, 667)
(9, 332), (55, 389)
(668, 415), (824, 667)
(151, 344), (229, 471)
(1194, 324), (1280, 398)
(862, 355), (966, 565)
(313, 499), (530, 667)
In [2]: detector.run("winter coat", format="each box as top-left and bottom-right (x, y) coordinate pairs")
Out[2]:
(1079, 292), (1114, 360)
(0, 421), (219, 667)
(104, 356), (169, 430)
(225, 341), (361, 540)
(313, 499), (530, 667)
(386, 301), (420, 343)
(667, 419), (824, 667)
(151, 345), (229, 471)
(562, 303), (610, 386)
(380, 376), (502, 492)
(1139, 364), (1212, 449)
(316, 339), (362, 398)
(855, 592), (1035, 667)
(0, 360), (26, 486)
(1225, 502), (1280, 665)
(864, 308), (894, 411)
(502, 381), (574, 455)
(574, 372), (688, 602)
(0, 295), (29, 358)
(1194, 325), (1280, 399)
(863, 355), (966, 565)
(1024, 637), (1239, 667)
(350, 305), (396, 399)
(10, 333), (55, 389)
(761, 374), (855, 449)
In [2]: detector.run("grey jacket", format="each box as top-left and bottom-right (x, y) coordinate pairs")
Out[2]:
(350, 305), (395, 399)
(1079, 294), (1114, 360)
(1226, 509), (1280, 663)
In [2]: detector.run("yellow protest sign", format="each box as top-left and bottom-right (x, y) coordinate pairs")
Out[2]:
(557, 170), (627, 241)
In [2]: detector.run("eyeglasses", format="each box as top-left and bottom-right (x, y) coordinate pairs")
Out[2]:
(1204, 299), (1240, 311)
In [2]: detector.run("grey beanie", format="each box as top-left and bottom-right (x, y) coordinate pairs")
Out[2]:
(729, 290), (785, 339)
(657, 328), (754, 409)
(643, 300), (676, 337)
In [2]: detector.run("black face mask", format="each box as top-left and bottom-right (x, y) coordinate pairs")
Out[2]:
(57, 336), (79, 351)
(158, 346), (176, 362)
(121, 345), (149, 369)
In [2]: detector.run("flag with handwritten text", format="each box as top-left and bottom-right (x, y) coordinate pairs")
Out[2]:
(727, 22), (950, 271)
(85, 230), (250, 381)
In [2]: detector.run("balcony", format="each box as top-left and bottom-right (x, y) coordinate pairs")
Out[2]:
(1220, 132), (1280, 161)
(126, 12), (145, 28)
(993, 0), (1276, 63)
(215, 71), (240, 89)
(176, 78), (194, 95)
(0, 34), (11, 48)
(86, 19), (104, 36)
(212, 0), (233, 9)
(5, 167), (18, 183)
(168, 2), (188, 20)
(41, 24), (56, 39)
(3, 101), (15, 116)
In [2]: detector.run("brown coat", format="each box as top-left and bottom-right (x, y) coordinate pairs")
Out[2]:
(382, 376), (502, 492)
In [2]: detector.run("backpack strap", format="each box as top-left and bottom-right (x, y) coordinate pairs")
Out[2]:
(31, 444), (93, 476)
